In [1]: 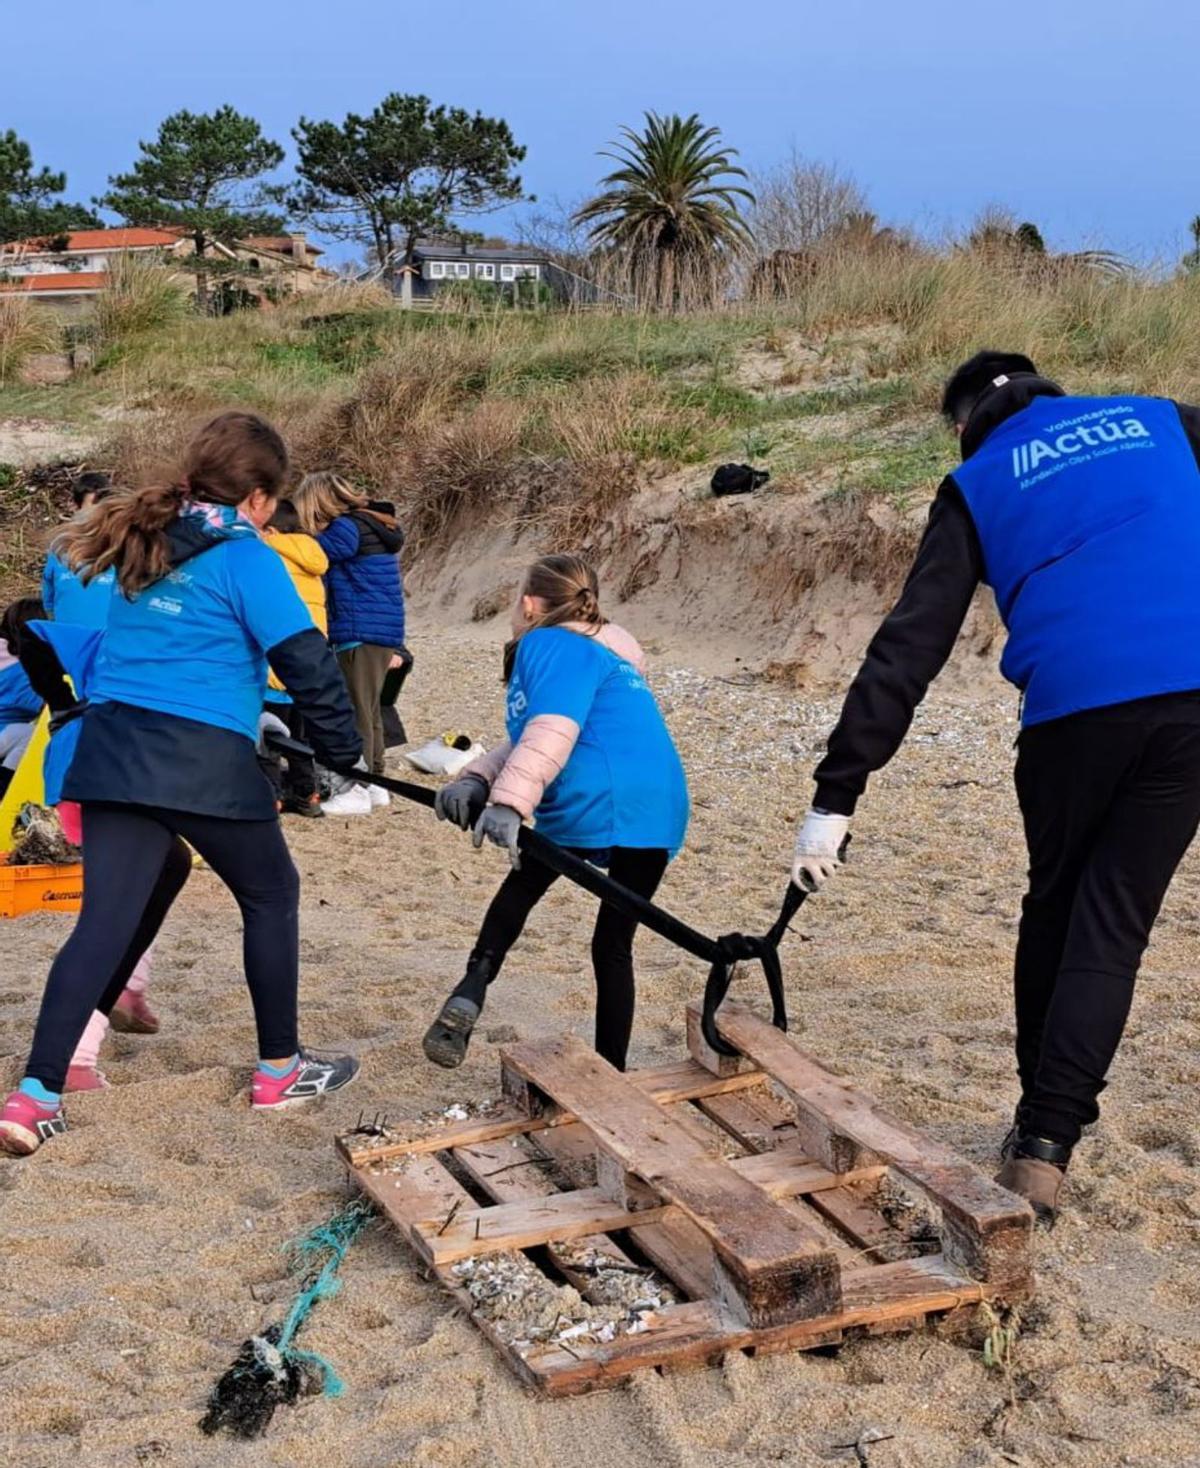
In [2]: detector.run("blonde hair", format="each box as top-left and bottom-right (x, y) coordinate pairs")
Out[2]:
(503, 553), (606, 682)
(55, 411), (288, 596)
(292, 471), (367, 535)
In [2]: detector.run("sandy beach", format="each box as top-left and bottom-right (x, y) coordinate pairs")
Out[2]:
(4, 615), (1200, 1468)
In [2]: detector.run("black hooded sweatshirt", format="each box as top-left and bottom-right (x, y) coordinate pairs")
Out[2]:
(811, 377), (1200, 815)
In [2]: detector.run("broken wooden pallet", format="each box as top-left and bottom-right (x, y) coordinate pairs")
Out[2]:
(339, 1003), (1033, 1396)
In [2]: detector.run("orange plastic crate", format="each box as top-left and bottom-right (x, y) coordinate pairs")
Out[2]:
(0, 860), (84, 918)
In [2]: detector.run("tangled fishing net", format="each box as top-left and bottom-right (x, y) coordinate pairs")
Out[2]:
(5, 804), (79, 866)
(200, 1197), (374, 1439)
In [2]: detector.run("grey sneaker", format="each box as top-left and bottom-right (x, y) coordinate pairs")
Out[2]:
(422, 997), (480, 1069)
(252, 1049), (360, 1109)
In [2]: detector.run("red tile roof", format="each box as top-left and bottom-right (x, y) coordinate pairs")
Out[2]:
(0, 227), (183, 255)
(0, 272), (109, 293)
(241, 234), (324, 258)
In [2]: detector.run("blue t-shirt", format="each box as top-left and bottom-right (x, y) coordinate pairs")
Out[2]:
(42, 553), (116, 629)
(0, 660), (41, 726)
(91, 529), (313, 742)
(506, 627), (689, 853)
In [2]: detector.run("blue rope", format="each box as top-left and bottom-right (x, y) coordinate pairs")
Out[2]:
(273, 1198), (374, 1396)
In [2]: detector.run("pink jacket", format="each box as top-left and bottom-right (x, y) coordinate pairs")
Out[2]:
(466, 621), (646, 819)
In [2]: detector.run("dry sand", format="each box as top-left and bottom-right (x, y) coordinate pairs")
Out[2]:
(4, 615), (1200, 1468)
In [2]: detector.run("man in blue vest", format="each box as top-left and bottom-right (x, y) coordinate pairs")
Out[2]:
(792, 351), (1200, 1221)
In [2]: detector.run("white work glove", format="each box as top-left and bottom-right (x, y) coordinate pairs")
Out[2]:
(792, 809), (850, 892)
(473, 804), (524, 869)
(256, 711), (290, 757)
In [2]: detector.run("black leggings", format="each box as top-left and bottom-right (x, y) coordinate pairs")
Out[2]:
(1014, 702), (1200, 1148)
(25, 802), (300, 1091)
(452, 846), (669, 1070)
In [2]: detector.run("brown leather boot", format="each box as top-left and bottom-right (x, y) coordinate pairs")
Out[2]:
(995, 1135), (1071, 1224)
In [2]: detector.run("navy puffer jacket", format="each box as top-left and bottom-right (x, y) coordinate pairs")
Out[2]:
(318, 504), (406, 647)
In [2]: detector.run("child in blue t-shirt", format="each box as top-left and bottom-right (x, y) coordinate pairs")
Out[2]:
(423, 554), (689, 1072)
(42, 473), (117, 629)
(0, 412), (365, 1159)
(0, 597), (45, 799)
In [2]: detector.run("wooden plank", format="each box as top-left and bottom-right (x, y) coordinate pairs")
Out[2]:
(808, 1180), (912, 1263)
(453, 1136), (567, 1204)
(352, 1151), (552, 1392)
(502, 1035), (842, 1326)
(422, 1139), (878, 1269)
(534, 1124), (718, 1302)
(697, 1089), (795, 1154)
(411, 1187), (676, 1266)
(519, 1253), (986, 1396)
(708, 1003), (1033, 1288)
(735, 1145), (885, 1200)
(700, 1090), (907, 1264)
(339, 1057), (766, 1168)
(686, 1000), (755, 1078)
(453, 1135), (673, 1303)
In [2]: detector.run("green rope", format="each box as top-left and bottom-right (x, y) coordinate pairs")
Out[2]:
(275, 1197), (375, 1395)
(199, 1196), (375, 1437)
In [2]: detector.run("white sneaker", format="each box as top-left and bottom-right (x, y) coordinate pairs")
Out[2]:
(368, 784), (390, 809)
(321, 785), (372, 817)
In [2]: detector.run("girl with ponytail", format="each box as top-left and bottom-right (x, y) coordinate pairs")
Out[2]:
(424, 553), (689, 1072)
(0, 412), (365, 1156)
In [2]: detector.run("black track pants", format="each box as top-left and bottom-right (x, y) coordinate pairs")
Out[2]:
(25, 802), (300, 1090)
(1014, 699), (1200, 1148)
(451, 846), (669, 1070)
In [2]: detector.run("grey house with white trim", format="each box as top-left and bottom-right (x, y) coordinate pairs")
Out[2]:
(401, 241), (546, 300)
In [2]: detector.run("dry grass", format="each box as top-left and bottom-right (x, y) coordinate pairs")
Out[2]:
(9, 250), (1200, 581)
(93, 254), (192, 347)
(0, 297), (60, 385)
(779, 245), (1200, 401)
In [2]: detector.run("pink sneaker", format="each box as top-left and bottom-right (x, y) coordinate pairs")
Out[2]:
(110, 990), (160, 1035)
(65, 1065), (110, 1094)
(251, 1049), (360, 1110)
(0, 1090), (67, 1156)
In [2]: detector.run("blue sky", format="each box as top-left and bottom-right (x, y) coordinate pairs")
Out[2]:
(10, 0), (1200, 265)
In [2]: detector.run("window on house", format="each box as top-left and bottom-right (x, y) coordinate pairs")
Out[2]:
(500, 264), (515, 281)
(475, 263), (495, 280)
(428, 261), (445, 279)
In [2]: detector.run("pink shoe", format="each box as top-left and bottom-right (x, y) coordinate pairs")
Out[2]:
(65, 1064), (110, 1094)
(251, 1049), (360, 1110)
(110, 990), (160, 1035)
(0, 1090), (67, 1156)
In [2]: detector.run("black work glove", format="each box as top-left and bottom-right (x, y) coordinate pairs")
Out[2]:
(434, 773), (489, 831)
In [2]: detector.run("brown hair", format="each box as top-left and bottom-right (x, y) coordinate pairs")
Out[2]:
(292, 470), (367, 535)
(54, 411), (288, 597)
(502, 553), (606, 682)
(1, 595), (46, 656)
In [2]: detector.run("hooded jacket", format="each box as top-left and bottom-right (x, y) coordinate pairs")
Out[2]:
(812, 379), (1200, 815)
(60, 502), (361, 819)
(265, 530), (328, 693)
(318, 505), (406, 648)
(42, 552), (116, 628)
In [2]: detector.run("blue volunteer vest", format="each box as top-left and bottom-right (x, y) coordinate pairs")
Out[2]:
(954, 395), (1200, 725)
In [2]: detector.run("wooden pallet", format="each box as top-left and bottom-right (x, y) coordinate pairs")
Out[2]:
(339, 1001), (1033, 1395)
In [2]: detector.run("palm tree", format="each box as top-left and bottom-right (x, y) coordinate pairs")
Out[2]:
(573, 112), (754, 310)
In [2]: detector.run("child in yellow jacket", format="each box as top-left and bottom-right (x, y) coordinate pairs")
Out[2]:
(262, 501), (330, 816)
